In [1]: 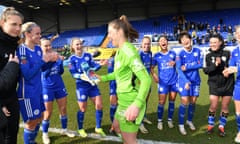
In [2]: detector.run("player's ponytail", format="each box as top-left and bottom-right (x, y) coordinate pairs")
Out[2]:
(109, 15), (139, 42)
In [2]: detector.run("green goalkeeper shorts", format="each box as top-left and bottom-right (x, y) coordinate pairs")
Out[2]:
(114, 93), (146, 133)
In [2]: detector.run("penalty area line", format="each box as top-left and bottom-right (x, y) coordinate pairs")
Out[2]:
(19, 123), (181, 144)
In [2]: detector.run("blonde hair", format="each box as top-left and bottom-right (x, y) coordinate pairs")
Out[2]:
(20, 22), (39, 43)
(235, 25), (240, 31)
(0, 7), (24, 22)
(70, 37), (83, 53)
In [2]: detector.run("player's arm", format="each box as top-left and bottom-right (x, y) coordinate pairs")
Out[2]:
(89, 54), (101, 71)
(100, 72), (115, 82)
(185, 50), (203, 70)
(130, 55), (151, 108)
(176, 55), (190, 84)
(133, 69), (151, 108)
(56, 59), (64, 75)
(17, 48), (46, 81)
(68, 58), (82, 79)
(150, 56), (159, 83)
(0, 60), (19, 91)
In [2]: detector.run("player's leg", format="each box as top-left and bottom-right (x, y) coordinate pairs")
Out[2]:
(186, 85), (199, 131)
(76, 88), (88, 138)
(42, 90), (54, 144)
(90, 86), (106, 136)
(218, 96), (231, 137)
(167, 84), (178, 128)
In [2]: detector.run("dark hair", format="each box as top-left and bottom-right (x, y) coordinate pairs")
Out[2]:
(178, 31), (192, 44)
(108, 15), (139, 42)
(209, 33), (225, 49)
(158, 35), (168, 42)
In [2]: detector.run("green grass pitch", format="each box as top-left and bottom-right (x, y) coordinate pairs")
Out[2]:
(17, 66), (236, 144)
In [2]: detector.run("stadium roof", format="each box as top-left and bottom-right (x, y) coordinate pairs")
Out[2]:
(0, 0), (149, 10)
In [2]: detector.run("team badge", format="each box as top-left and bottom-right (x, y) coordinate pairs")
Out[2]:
(85, 56), (90, 61)
(221, 56), (226, 62)
(194, 52), (198, 57)
(34, 109), (40, 115)
(4, 53), (8, 58)
(37, 50), (41, 56)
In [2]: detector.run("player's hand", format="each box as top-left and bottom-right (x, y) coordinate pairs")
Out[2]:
(94, 74), (102, 81)
(169, 61), (175, 66)
(125, 104), (139, 122)
(2, 106), (10, 117)
(184, 82), (190, 90)
(222, 68), (229, 77)
(8, 54), (19, 64)
(181, 65), (186, 71)
(99, 59), (108, 66)
(43, 51), (59, 62)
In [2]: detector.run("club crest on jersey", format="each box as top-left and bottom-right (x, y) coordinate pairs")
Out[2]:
(194, 52), (198, 57)
(37, 50), (41, 56)
(235, 53), (238, 57)
(221, 56), (227, 62)
(85, 56), (90, 61)
(169, 54), (174, 58)
(4, 53), (8, 58)
(115, 61), (121, 69)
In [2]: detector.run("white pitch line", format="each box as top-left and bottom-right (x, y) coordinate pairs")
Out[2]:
(19, 123), (182, 144)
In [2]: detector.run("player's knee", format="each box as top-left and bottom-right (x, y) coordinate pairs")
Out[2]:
(95, 104), (103, 110)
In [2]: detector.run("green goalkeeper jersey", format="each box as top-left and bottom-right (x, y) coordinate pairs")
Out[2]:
(101, 42), (151, 109)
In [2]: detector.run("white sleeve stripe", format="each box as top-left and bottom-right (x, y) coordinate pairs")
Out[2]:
(19, 45), (26, 56)
(25, 99), (33, 118)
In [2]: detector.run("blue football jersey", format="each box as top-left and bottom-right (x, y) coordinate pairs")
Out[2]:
(176, 47), (203, 85)
(108, 57), (116, 93)
(68, 52), (101, 88)
(152, 50), (178, 85)
(229, 46), (240, 86)
(41, 58), (66, 89)
(17, 44), (47, 99)
(139, 50), (152, 73)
